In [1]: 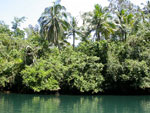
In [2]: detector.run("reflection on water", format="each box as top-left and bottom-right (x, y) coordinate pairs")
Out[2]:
(0, 93), (150, 113)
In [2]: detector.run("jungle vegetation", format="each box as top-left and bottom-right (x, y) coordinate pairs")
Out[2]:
(0, 0), (150, 94)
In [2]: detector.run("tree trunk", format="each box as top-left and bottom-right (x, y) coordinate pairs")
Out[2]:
(124, 31), (127, 41)
(96, 32), (101, 41)
(121, 30), (124, 41)
(73, 30), (75, 50)
(98, 33), (101, 41)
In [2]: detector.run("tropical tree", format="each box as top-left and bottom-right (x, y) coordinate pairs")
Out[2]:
(24, 25), (40, 38)
(81, 4), (115, 41)
(108, 0), (137, 14)
(67, 17), (80, 49)
(38, 1), (70, 50)
(140, 1), (150, 24)
(0, 21), (12, 35)
(114, 9), (135, 41)
(11, 17), (26, 38)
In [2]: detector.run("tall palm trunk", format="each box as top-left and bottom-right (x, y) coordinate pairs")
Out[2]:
(97, 33), (101, 41)
(124, 31), (127, 41)
(73, 29), (75, 50)
(96, 23), (101, 41)
(121, 30), (124, 41)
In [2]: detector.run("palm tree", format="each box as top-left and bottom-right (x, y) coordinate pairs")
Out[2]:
(81, 4), (115, 41)
(115, 9), (135, 41)
(38, 1), (70, 50)
(67, 17), (80, 49)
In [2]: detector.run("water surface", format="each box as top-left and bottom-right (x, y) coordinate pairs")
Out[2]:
(0, 93), (150, 113)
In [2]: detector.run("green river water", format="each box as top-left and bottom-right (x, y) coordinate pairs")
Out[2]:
(0, 93), (150, 113)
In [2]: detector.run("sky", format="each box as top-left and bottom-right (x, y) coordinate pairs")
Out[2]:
(0, 0), (147, 29)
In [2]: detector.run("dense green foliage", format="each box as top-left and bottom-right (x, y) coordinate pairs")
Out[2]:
(0, 0), (150, 94)
(21, 57), (63, 92)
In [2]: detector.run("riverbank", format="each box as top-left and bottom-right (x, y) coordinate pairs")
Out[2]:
(1, 88), (150, 95)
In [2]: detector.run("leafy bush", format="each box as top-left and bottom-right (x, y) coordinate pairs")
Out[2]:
(0, 34), (24, 88)
(106, 36), (150, 90)
(61, 48), (104, 93)
(21, 55), (64, 92)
